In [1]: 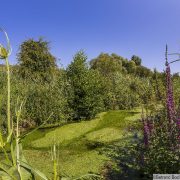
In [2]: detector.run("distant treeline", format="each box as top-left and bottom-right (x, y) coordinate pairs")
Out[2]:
(0, 38), (180, 128)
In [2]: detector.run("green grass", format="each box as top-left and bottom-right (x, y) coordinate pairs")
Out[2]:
(22, 110), (141, 178)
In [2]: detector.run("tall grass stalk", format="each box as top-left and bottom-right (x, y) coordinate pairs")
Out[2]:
(51, 143), (60, 180)
(0, 28), (16, 167)
(5, 57), (11, 134)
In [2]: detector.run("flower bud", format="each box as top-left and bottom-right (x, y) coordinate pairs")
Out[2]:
(0, 45), (8, 59)
(0, 28), (12, 59)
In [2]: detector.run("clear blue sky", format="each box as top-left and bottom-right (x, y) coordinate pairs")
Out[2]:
(1, 0), (180, 72)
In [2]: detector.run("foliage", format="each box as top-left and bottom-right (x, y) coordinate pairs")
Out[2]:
(135, 66), (152, 78)
(1, 48), (161, 125)
(141, 110), (180, 178)
(151, 69), (165, 101)
(131, 55), (142, 66)
(90, 53), (157, 111)
(106, 73), (140, 110)
(90, 53), (122, 77)
(17, 38), (57, 82)
(101, 139), (144, 180)
(0, 69), (71, 127)
(23, 71), (70, 125)
(172, 74), (180, 105)
(67, 51), (105, 120)
(125, 60), (136, 74)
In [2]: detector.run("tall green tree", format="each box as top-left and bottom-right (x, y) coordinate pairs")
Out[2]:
(17, 38), (57, 82)
(126, 60), (136, 74)
(90, 53), (122, 77)
(131, 55), (142, 66)
(67, 51), (105, 120)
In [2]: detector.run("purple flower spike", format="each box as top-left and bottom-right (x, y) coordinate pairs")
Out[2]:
(142, 118), (149, 147)
(177, 118), (180, 129)
(166, 64), (176, 124)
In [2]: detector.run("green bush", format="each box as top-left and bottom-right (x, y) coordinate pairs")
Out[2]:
(0, 69), (71, 127)
(67, 51), (105, 120)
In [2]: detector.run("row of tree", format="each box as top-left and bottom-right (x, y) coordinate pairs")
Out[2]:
(0, 38), (178, 127)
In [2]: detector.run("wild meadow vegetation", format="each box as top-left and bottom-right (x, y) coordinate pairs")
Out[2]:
(0, 29), (179, 179)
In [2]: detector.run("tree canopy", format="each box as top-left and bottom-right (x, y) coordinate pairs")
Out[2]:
(17, 38), (57, 82)
(131, 55), (142, 66)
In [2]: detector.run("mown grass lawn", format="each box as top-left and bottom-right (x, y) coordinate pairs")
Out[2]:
(22, 109), (141, 179)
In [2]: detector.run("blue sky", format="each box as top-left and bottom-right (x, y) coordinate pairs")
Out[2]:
(1, 0), (180, 72)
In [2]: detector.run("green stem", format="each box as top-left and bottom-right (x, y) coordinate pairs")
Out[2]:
(16, 114), (21, 177)
(5, 58), (15, 165)
(5, 57), (11, 135)
(53, 159), (57, 180)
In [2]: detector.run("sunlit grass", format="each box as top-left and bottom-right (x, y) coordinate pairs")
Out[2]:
(23, 110), (141, 178)
(29, 112), (105, 149)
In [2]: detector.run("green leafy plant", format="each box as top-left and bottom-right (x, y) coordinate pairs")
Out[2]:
(0, 28), (49, 179)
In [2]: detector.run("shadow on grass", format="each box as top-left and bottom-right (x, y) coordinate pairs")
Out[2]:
(100, 134), (150, 180)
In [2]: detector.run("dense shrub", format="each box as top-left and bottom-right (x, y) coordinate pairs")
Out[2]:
(0, 69), (71, 127)
(110, 73), (140, 109)
(131, 55), (142, 66)
(90, 53), (122, 77)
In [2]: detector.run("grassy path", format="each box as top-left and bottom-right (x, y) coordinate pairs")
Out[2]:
(23, 109), (141, 179)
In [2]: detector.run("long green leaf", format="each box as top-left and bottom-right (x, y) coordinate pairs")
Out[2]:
(0, 163), (16, 180)
(6, 129), (13, 143)
(19, 112), (53, 141)
(0, 131), (4, 147)
(20, 160), (49, 180)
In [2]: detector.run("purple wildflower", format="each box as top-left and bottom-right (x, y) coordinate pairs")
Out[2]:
(142, 117), (149, 147)
(141, 108), (149, 147)
(177, 119), (180, 130)
(166, 64), (176, 124)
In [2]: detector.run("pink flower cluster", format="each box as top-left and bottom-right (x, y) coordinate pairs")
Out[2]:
(142, 118), (149, 146)
(166, 64), (176, 124)
(142, 114), (154, 147)
(165, 62), (180, 145)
